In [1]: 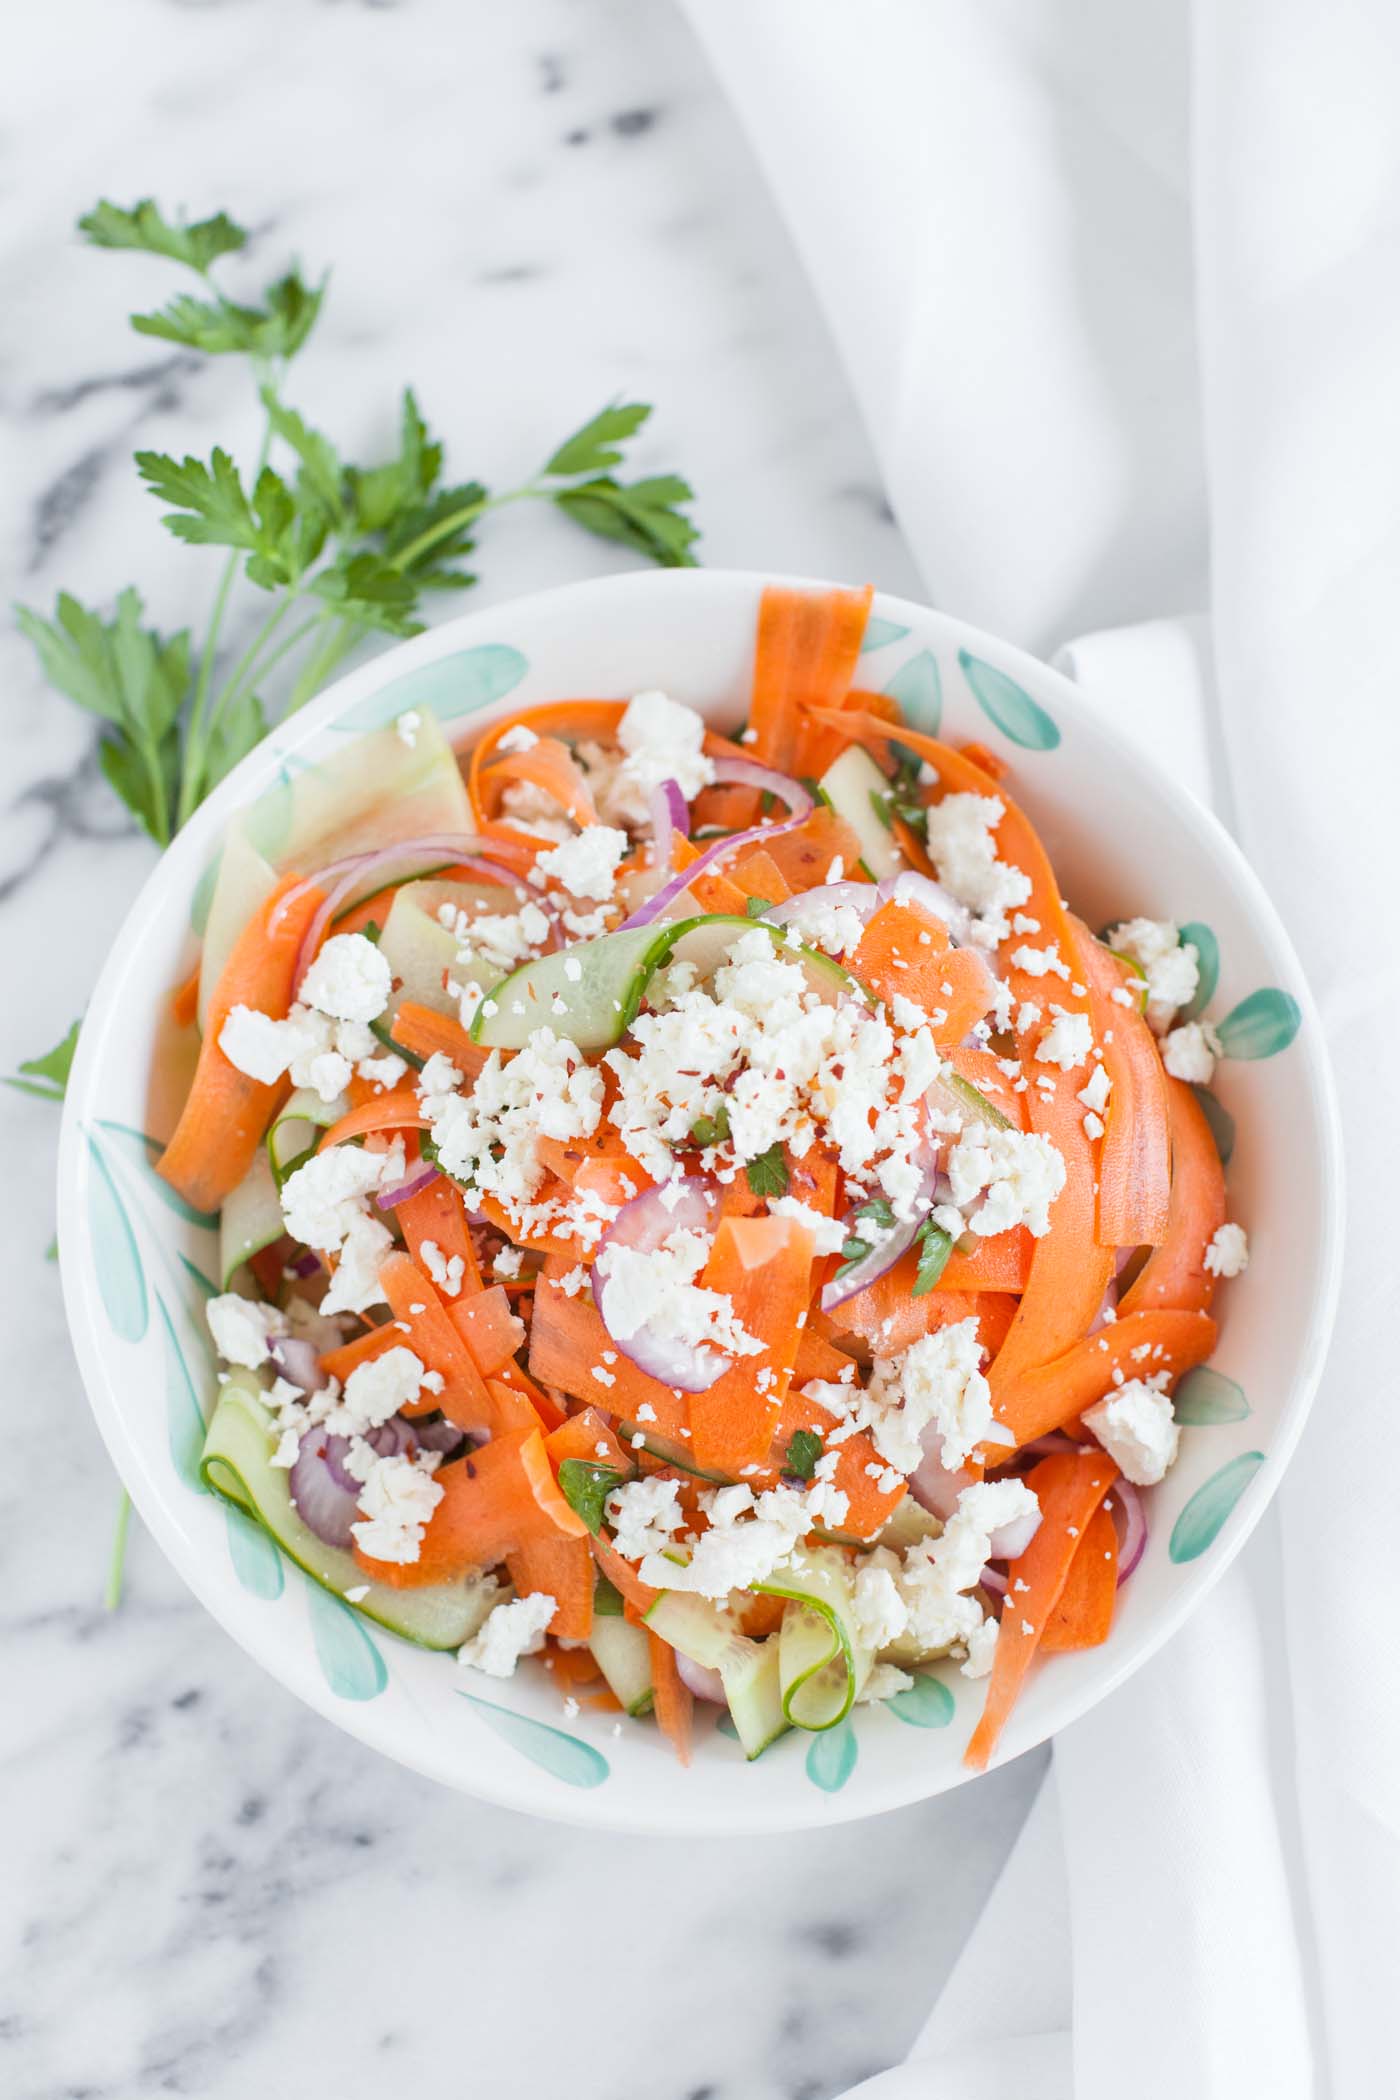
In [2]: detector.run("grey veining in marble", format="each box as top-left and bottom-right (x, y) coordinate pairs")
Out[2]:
(1, 4), (1041, 2095)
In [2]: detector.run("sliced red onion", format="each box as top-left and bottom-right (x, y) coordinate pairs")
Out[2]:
(290, 1249), (322, 1279)
(648, 779), (691, 870)
(269, 1335), (329, 1393)
(591, 1177), (728, 1391)
(820, 1143), (941, 1313)
(709, 756), (814, 808)
(876, 870), (975, 947)
(978, 1564), (1008, 1598)
(1017, 1431), (1083, 1462)
(617, 770), (814, 932)
(406, 1412), (471, 1458)
(909, 1432), (977, 1521)
(375, 1163), (441, 1211)
(277, 834), (529, 991)
(289, 1431), (361, 1547)
(676, 1653), (727, 1704)
(1108, 1479), (1148, 1584)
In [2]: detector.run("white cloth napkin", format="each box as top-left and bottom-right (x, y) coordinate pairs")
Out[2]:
(682, 2), (1400, 2093)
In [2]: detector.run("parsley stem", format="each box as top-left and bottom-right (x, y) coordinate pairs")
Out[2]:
(105, 1489), (132, 1611)
(185, 592), (295, 806)
(284, 615), (359, 712)
(391, 482), (539, 572)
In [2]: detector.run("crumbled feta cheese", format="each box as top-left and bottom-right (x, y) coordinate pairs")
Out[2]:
(1010, 943), (1071, 981)
(1078, 1063), (1112, 1115)
(1037, 1007), (1093, 1071)
(207, 1292), (288, 1368)
(1204, 1222), (1250, 1278)
(862, 1318), (1002, 1473)
(594, 1229), (763, 1364)
(856, 1663), (915, 1705)
(497, 723), (539, 755)
(853, 1562), (909, 1650)
(418, 1237), (466, 1297)
(946, 1123), (1066, 1237)
(616, 689), (715, 806)
(395, 709), (421, 747)
(300, 934), (392, 1025)
(789, 900), (870, 959)
(962, 1615), (999, 1679)
(1162, 1019), (1221, 1085)
(492, 1244), (524, 1280)
(280, 1139), (404, 1253)
(321, 1209), (396, 1317)
(537, 825), (628, 901)
(452, 900), (551, 975)
(458, 1590), (556, 1675)
(1107, 918), (1200, 1032)
(349, 1449), (444, 1564)
(1083, 1379), (1180, 1485)
(342, 1345), (425, 1430)
(892, 1478), (1039, 1656)
(604, 1475), (686, 1562)
(630, 1477), (848, 1598)
(218, 1005), (302, 1085)
(552, 1264), (591, 1297)
(767, 1196), (848, 1257)
(1083, 1111), (1105, 1140)
(424, 1030), (603, 1225)
(922, 793), (1032, 948)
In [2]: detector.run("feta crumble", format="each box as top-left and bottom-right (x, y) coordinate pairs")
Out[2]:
(922, 793), (1032, 948)
(594, 1229), (763, 1364)
(1107, 918), (1200, 1032)
(1037, 1007), (1093, 1071)
(1163, 1019), (1221, 1085)
(537, 824), (628, 901)
(945, 1122), (1066, 1237)
(458, 1591), (556, 1677)
(1204, 1222), (1250, 1278)
(299, 933), (392, 1024)
(349, 1449), (445, 1564)
(207, 1292), (288, 1369)
(1083, 1379), (1179, 1485)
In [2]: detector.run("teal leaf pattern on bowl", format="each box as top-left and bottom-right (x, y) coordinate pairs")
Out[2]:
(958, 649), (1061, 751)
(97, 1122), (219, 1230)
(1180, 922), (1219, 1019)
(190, 850), (222, 936)
(243, 767), (297, 861)
(805, 1719), (858, 1791)
(1216, 989), (1301, 1060)
(1192, 1085), (1235, 1166)
(1169, 1452), (1266, 1562)
(884, 649), (943, 735)
(457, 1690), (609, 1787)
(888, 1674), (956, 1729)
(336, 646), (528, 732)
(860, 617), (911, 653)
(1174, 1367), (1250, 1426)
(224, 1503), (285, 1598)
(307, 1580), (388, 1700)
(158, 1291), (208, 1490)
(86, 1134), (148, 1343)
(179, 1254), (219, 1300)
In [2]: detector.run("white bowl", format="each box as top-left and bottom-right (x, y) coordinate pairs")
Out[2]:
(58, 570), (1343, 1834)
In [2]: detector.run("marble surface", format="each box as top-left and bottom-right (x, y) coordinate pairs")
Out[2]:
(1, 4), (1042, 2094)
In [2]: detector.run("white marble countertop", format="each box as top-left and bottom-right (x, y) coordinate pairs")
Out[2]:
(1, 4), (1042, 2094)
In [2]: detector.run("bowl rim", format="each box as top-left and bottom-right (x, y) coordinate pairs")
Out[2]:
(57, 567), (1346, 1832)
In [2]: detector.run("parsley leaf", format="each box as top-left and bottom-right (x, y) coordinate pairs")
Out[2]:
(557, 1458), (625, 1534)
(744, 895), (771, 919)
(203, 688), (269, 793)
(745, 1143), (789, 1198)
(138, 450), (327, 588)
(785, 1429), (824, 1481)
(5, 1020), (81, 1103)
(132, 270), (325, 359)
(593, 1572), (626, 1618)
(260, 388), (345, 523)
(830, 1197), (899, 1287)
(553, 473), (699, 568)
(310, 551), (424, 637)
(911, 1217), (954, 1297)
(544, 402), (652, 477)
(79, 199), (248, 272)
(869, 786), (895, 832)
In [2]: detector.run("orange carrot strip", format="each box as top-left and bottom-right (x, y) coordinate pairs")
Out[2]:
(358, 1424), (585, 1587)
(388, 1001), (490, 1080)
(478, 736), (598, 828)
(320, 1323), (402, 1385)
(591, 1531), (660, 1614)
(689, 1215), (818, 1475)
(964, 1448), (1119, 1769)
(158, 873), (326, 1212)
(379, 1249), (497, 1433)
(316, 1083), (428, 1150)
(170, 966), (200, 1029)
(850, 899), (996, 1045)
(1040, 1501), (1118, 1652)
(447, 1285), (526, 1377)
(767, 1386), (906, 1539)
(466, 701), (627, 829)
(507, 1531), (594, 1641)
(545, 1407), (631, 1473)
(1070, 916), (1171, 1247)
(647, 1629), (694, 1765)
(668, 835), (751, 917)
(760, 807), (868, 895)
(998, 1306), (1217, 1448)
(940, 1229), (1033, 1294)
(528, 1255), (691, 1441)
(750, 583), (873, 775)
(727, 847), (793, 905)
(1120, 1079), (1227, 1318)
(397, 1174), (485, 1296)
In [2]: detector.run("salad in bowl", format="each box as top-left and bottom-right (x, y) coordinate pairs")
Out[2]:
(153, 580), (1255, 1775)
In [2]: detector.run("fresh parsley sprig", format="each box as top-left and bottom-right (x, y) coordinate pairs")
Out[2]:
(17, 199), (700, 845)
